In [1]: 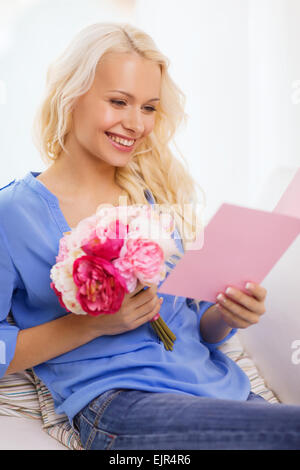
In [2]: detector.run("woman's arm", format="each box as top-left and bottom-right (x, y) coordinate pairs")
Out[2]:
(5, 282), (160, 375)
(4, 313), (101, 375)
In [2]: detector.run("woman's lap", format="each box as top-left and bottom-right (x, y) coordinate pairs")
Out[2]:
(73, 389), (300, 450)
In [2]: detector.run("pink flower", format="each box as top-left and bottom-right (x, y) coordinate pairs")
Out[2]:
(72, 255), (129, 316)
(113, 238), (164, 288)
(56, 237), (70, 263)
(81, 220), (128, 260)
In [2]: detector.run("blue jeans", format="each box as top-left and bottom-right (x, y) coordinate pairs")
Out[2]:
(72, 389), (300, 450)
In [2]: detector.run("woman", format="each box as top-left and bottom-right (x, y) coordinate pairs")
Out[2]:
(0, 22), (299, 450)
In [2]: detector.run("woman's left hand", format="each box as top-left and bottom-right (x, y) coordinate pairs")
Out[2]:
(215, 282), (267, 329)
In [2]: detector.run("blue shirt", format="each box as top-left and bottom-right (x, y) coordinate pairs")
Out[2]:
(0, 171), (250, 426)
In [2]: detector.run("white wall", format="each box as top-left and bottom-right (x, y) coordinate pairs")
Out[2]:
(1, 0), (300, 219)
(135, 0), (300, 223)
(248, 0), (300, 210)
(0, 0), (135, 185)
(135, 0), (249, 223)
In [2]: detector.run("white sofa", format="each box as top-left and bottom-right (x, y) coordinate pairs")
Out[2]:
(0, 416), (66, 450)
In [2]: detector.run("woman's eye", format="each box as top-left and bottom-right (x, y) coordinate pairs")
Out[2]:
(110, 100), (156, 112)
(144, 106), (157, 113)
(111, 99), (126, 106)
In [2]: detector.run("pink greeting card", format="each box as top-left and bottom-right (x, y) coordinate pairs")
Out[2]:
(158, 203), (300, 303)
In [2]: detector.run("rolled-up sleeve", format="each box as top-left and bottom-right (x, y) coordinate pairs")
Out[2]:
(0, 225), (20, 377)
(186, 298), (237, 350)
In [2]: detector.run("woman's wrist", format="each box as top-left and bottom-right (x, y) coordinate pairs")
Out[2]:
(199, 304), (232, 344)
(65, 313), (105, 342)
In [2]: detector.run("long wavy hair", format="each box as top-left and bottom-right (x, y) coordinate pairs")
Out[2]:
(32, 22), (206, 311)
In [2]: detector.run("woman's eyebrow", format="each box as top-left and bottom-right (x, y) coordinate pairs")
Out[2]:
(107, 89), (160, 102)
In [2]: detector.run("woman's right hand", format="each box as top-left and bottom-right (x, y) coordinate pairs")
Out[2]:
(84, 282), (163, 336)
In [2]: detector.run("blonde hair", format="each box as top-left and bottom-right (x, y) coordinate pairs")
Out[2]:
(32, 22), (207, 312)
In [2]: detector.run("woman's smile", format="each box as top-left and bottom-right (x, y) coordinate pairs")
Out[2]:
(105, 131), (136, 152)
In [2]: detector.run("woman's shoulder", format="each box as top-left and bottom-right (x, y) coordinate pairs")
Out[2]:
(0, 173), (41, 208)
(0, 175), (39, 224)
(0, 178), (19, 212)
(0, 178), (16, 191)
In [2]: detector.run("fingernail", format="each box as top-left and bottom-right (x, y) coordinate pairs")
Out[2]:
(225, 287), (233, 295)
(160, 297), (164, 303)
(246, 282), (253, 290)
(151, 313), (160, 322)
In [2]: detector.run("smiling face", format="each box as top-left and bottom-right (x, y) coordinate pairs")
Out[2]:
(70, 52), (162, 167)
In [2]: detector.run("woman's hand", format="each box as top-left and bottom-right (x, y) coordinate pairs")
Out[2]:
(84, 282), (163, 337)
(215, 282), (267, 329)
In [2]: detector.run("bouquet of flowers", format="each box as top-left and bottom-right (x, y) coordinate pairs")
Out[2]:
(50, 202), (182, 350)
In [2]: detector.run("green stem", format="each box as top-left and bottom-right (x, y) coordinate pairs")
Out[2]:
(151, 321), (173, 351)
(151, 320), (173, 350)
(157, 316), (176, 342)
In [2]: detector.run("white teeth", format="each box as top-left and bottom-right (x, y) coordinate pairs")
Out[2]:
(107, 133), (134, 146)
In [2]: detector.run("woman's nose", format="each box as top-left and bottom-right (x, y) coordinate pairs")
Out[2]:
(123, 108), (144, 136)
